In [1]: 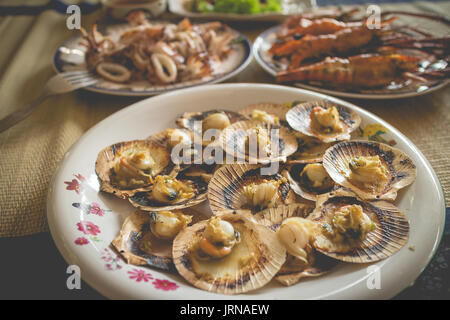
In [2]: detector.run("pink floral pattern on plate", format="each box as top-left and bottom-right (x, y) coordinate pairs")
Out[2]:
(152, 279), (179, 291)
(64, 173), (85, 194)
(128, 269), (154, 282)
(72, 202), (112, 216)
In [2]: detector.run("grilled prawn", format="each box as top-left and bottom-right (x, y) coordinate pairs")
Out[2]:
(276, 54), (421, 88)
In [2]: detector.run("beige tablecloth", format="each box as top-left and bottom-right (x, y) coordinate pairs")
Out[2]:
(0, 1), (449, 237)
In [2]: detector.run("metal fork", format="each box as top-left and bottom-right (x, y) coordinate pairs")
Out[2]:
(0, 70), (98, 133)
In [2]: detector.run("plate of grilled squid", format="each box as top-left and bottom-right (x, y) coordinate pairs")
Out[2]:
(53, 11), (252, 96)
(47, 84), (445, 299)
(254, 8), (449, 99)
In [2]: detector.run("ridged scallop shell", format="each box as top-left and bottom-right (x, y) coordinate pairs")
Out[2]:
(283, 163), (336, 201)
(147, 128), (193, 148)
(95, 140), (177, 199)
(286, 100), (361, 143)
(252, 204), (337, 286)
(208, 163), (296, 214)
(252, 203), (315, 229)
(310, 189), (409, 263)
(112, 209), (209, 272)
(176, 110), (248, 146)
(219, 120), (298, 163)
(322, 140), (417, 200)
(128, 171), (208, 211)
(287, 133), (333, 164)
(238, 102), (290, 124)
(275, 249), (339, 286)
(172, 211), (286, 294)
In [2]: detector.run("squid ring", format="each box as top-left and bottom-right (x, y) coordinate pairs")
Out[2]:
(151, 53), (177, 83)
(96, 62), (131, 83)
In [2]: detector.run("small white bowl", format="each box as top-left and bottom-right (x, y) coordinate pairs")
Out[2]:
(102, 0), (167, 19)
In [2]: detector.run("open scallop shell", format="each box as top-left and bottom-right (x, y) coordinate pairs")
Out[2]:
(176, 110), (248, 146)
(283, 163), (336, 201)
(322, 140), (417, 200)
(128, 172), (208, 211)
(112, 209), (209, 272)
(95, 140), (176, 199)
(208, 163), (296, 214)
(310, 189), (409, 263)
(252, 204), (337, 286)
(275, 249), (339, 286)
(252, 203), (315, 229)
(219, 120), (298, 163)
(238, 102), (290, 125)
(172, 211), (286, 294)
(287, 133), (334, 164)
(286, 100), (361, 143)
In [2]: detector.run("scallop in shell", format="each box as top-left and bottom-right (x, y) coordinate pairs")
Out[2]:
(208, 163), (296, 214)
(128, 170), (209, 211)
(95, 140), (176, 199)
(286, 100), (361, 143)
(322, 140), (417, 200)
(112, 209), (208, 272)
(254, 204), (338, 286)
(287, 133), (334, 164)
(310, 189), (409, 263)
(283, 162), (336, 201)
(176, 110), (248, 146)
(238, 102), (290, 126)
(219, 120), (298, 163)
(172, 211), (286, 294)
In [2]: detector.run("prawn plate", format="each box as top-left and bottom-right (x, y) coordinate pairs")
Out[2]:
(254, 26), (448, 99)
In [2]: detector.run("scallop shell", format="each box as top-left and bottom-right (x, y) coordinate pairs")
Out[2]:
(147, 128), (193, 149)
(322, 140), (417, 200)
(286, 100), (361, 143)
(219, 120), (298, 163)
(176, 110), (248, 146)
(112, 209), (208, 272)
(310, 189), (410, 263)
(287, 133), (333, 164)
(283, 163), (335, 201)
(95, 140), (177, 199)
(128, 172), (209, 211)
(172, 211), (287, 294)
(208, 163), (296, 214)
(252, 204), (337, 286)
(238, 102), (290, 124)
(275, 251), (338, 286)
(252, 203), (315, 230)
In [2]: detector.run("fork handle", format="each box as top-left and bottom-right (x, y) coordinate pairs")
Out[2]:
(0, 93), (48, 134)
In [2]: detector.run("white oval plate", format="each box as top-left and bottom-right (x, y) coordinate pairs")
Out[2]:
(47, 84), (445, 299)
(53, 24), (252, 96)
(253, 26), (449, 100)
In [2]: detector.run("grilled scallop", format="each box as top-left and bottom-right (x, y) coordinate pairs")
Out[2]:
(208, 163), (296, 214)
(112, 209), (208, 272)
(128, 171), (208, 211)
(310, 189), (409, 263)
(95, 140), (177, 199)
(254, 204), (337, 286)
(219, 120), (298, 163)
(238, 102), (290, 126)
(322, 140), (417, 200)
(172, 211), (286, 294)
(284, 162), (335, 201)
(176, 110), (247, 146)
(286, 100), (361, 143)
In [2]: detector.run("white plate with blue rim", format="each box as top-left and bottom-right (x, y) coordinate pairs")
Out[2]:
(47, 83), (445, 299)
(53, 23), (252, 97)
